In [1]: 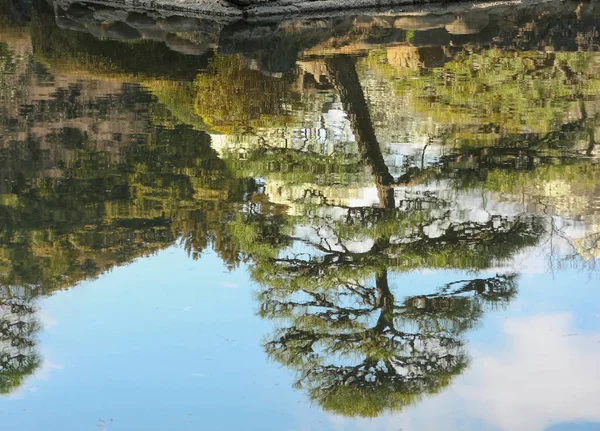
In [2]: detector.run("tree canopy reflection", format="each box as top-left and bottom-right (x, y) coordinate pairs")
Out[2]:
(261, 274), (518, 417)
(0, 287), (41, 395)
(239, 182), (543, 416)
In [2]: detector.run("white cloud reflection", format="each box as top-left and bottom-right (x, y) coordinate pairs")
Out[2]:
(460, 314), (600, 431)
(327, 313), (600, 431)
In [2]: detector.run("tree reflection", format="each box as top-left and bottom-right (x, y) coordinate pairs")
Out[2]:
(0, 287), (41, 395)
(263, 273), (517, 417)
(194, 55), (301, 134)
(246, 196), (542, 415)
(236, 53), (546, 417)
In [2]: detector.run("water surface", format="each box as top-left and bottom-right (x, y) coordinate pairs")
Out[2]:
(1, 1), (600, 430)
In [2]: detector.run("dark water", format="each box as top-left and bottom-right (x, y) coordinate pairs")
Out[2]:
(1, 0), (600, 430)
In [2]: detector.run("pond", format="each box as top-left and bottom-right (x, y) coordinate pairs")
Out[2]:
(0, 0), (599, 430)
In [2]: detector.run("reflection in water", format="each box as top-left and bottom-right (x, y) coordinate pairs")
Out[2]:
(261, 273), (517, 417)
(0, 0), (599, 426)
(0, 286), (41, 394)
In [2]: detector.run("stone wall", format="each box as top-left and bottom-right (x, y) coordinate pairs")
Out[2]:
(52, 0), (561, 20)
(47, 0), (598, 70)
